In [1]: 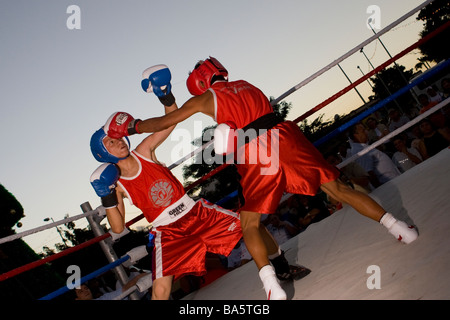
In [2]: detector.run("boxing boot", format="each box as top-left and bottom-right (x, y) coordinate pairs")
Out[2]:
(259, 265), (287, 300)
(270, 250), (311, 281)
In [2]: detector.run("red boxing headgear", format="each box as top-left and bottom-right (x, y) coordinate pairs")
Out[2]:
(186, 57), (228, 96)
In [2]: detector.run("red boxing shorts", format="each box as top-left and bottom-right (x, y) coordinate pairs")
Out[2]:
(151, 199), (241, 281)
(236, 120), (340, 214)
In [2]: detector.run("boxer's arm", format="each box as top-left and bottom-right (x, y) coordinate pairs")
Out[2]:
(135, 103), (179, 157)
(106, 187), (126, 234)
(90, 164), (128, 236)
(136, 90), (215, 133)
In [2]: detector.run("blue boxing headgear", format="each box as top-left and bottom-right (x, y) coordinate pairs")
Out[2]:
(90, 127), (130, 163)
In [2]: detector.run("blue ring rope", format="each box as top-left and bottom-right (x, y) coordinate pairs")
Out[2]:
(39, 254), (130, 300)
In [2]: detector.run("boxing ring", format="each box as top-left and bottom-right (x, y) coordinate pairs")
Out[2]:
(1, 0), (449, 300)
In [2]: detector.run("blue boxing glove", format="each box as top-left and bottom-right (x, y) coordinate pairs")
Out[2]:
(141, 64), (176, 106)
(90, 163), (120, 208)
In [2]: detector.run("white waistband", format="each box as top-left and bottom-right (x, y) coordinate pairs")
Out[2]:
(150, 194), (196, 229)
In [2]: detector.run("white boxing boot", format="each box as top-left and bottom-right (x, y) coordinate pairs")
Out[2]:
(380, 213), (418, 244)
(259, 265), (287, 300)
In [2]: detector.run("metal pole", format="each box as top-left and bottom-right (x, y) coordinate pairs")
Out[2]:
(44, 217), (68, 247)
(80, 202), (140, 300)
(368, 19), (420, 106)
(357, 65), (375, 89)
(360, 48), (404, 113)
(337, 63), (366, 104)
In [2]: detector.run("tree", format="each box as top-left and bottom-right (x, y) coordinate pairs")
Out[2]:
(297, 114), (333, 142)
(0, 184), (66, 300)
(0, 184), (24, 237)
(416, 0), (450, 64)
(365, 64), (417, 114)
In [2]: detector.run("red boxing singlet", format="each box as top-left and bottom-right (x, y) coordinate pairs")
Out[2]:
(117, 151), (242, 281)
(209, 80), (340, 214)
(213, 80), (273, 128)
(116, 151), (186, 223)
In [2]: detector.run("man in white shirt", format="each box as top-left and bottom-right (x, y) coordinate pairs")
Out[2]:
(348, 123), (401, 187)
(388, 108), (410, 132)
(391, 134), (423, 173)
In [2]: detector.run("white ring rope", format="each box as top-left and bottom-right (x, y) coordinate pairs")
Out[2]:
(0, 207), (104, 245)
(337, 97), (450, 169)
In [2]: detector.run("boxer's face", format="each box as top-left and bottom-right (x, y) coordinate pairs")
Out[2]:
(103, 136), (129, 159)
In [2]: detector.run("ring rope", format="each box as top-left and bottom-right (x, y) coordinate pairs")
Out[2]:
(0, 208), (100, 245)
(38, 254), (130, 300)
(337, 97), (450, 169)
(314, 59), (450, 147)
(0, 213), (145, 282)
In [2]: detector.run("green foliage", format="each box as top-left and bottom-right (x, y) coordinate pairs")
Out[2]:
(0, 184), (66, 300)
(416, 0), (450, 64)
(367, 65), (416, 112)
(0, 184), (24, 236)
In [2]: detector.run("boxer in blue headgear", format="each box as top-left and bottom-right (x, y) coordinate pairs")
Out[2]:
(90, 126), (130, 163)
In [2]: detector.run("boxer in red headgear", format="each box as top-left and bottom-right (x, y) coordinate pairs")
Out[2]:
(107, 57), (418, 300)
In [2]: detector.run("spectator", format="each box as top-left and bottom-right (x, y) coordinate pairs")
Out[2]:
(263, 213), (300, 245)
(418, 118), (450, 157)
(365, 116), (389, 144)
(441, 78), (450, 99)
(296, 195), (331, 230)
(441, 78), (450, 126)
(278, 194), (303, 226)
(348, 123), (401, 188)
(426, 86), (444, 104)
(75, 272), (151, 300)
(410, 124), (429, 160)
(325, 151), (372, 193)
(418, 93), (447, 129)
(365, 116), (392, 154)
(391, 134), (422, 173)
(336, 139), (352, 161)
(388, 108), (410, 132)
(387, 108), (413, 142)
(226, 238), (252, 270)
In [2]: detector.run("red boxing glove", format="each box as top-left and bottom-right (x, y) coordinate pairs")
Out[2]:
(104, 112), (141, 139)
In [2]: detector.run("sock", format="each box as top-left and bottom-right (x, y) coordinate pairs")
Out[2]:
(379, 212), (397, 229)
(268, 247), (282, 260)
(269, 250), (290, 276)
